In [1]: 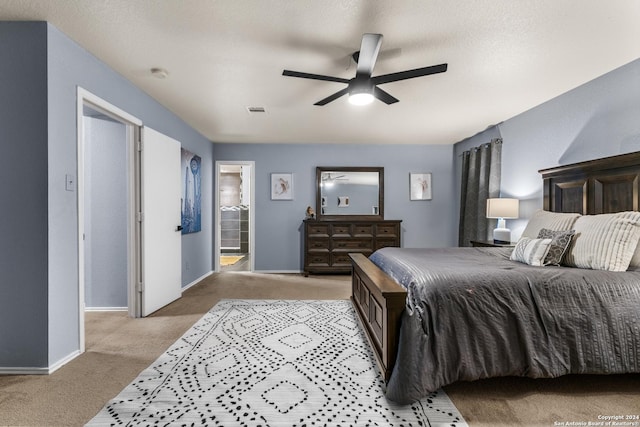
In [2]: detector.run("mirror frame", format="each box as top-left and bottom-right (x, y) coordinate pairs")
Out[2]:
(316, 166), (384, 221)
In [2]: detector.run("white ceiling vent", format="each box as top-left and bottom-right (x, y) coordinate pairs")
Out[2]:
(246, 106), (267, 114)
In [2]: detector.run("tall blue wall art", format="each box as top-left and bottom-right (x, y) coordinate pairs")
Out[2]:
(181, 148), (202, 234)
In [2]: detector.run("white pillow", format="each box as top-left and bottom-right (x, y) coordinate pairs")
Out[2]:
(521, 210), (581, 239)
(563, 211), (640, 271)
(629, 244), (640, 270)
(510, 237), (553, 267)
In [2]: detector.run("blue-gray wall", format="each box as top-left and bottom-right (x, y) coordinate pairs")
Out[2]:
(213, 143), (457, 271)
(0, 21), (213, 370)
(455, 58), (640, 241)
(0, 22), (49, 368)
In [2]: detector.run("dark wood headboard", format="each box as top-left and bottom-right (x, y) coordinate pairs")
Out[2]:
(539, 151), (640, 214)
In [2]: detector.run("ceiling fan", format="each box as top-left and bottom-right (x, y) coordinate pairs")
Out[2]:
(322, 173), (347, 182)
(282, 33), (447, 106)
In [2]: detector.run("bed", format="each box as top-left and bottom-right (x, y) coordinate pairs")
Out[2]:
(350, 151), (640, 404)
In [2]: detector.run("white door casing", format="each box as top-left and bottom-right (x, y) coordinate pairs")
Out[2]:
(77, 88), (141, 353)
(141, 127), (182, 316)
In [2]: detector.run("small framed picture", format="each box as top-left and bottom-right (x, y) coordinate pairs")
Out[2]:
(410, 173), (432, 200)
(338, 196), (350, 207)
(271, 173), (293, 200)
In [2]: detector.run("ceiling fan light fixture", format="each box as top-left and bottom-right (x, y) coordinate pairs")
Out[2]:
(348, 92), (374, 106)
(348, 77), (374, 105)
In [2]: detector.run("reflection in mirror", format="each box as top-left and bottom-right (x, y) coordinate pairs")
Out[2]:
(316, 167), (384, 219)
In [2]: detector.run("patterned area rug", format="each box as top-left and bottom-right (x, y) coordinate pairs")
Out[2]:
(87, 300), (467, 426)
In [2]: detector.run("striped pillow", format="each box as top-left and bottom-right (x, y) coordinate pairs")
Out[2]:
(521, 210), (581, 239)
(630, 244), (640, 270)
(563, 211), (640, 271)
(510, 237), (553, 266)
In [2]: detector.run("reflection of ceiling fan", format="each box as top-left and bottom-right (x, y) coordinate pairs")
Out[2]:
(322, 173), (347, 182)
(282, 33), (447, 106)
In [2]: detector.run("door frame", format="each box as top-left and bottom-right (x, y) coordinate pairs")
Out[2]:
(76, 87), (142, 352)
(214, 161), (255, 272)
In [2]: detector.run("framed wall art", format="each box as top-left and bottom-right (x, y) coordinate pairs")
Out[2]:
(410, 173), (432, 201)
(181, 148), (202, 233)
(271, 173), (294, 200)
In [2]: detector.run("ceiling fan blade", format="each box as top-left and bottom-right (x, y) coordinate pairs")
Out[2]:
(314, 87), (350, 106)
(371, 63), (448, 85)
(283, 70), (350, 84)
(356, 33), (383, 76)
(373, 87), (399, 105)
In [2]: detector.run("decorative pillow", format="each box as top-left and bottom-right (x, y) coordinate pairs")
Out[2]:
(521, 210), (581, 239)
(629, 245), (640, 270)
(563, 211), (640, 271)
(537, 228), (576, 266)
(510, 237), (553, 266)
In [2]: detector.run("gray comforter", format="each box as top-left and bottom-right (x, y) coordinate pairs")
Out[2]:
(368, 247), (640, 403)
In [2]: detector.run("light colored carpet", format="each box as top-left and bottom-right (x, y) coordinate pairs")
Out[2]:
(0, 272), (638, 426)
(87, 299), (467, 426)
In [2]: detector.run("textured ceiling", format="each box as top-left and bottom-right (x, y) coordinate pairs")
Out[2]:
(1, 0), (639, 144)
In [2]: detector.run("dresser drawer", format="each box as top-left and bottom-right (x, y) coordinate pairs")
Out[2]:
(353, 224), (374, 237)
(332, 251), (371, 267)
(306, 253), (330, 267)
(375, 223), (398, 237)
(307, 238), (330, 251)
(307, 223), (330, 236)
(332, 252), (354, 267)
(331, 224), (351, 236)
(332, 238), (373, 251)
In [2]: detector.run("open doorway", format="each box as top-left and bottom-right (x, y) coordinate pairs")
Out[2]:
(77, 88), (142, 352)
(215, 162), (254, 272)
(77, 88), (183, 356)
(82, 107), (129, 310)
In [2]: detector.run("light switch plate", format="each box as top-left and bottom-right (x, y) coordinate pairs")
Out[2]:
(65, 174), (76, 192)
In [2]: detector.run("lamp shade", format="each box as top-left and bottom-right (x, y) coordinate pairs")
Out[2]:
(486, 198), (519, 219)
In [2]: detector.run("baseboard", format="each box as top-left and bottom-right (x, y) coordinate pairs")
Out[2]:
(252, 270), (304, 274)
(182, 270), (214, 292)
(48, 350), (82, 374)
(0, 366), (49, 375)
(0, 349), (81, 375)
(85, 307), (127, 312)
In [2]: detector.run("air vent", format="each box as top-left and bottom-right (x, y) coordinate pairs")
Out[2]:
(246, 106), (267, 113)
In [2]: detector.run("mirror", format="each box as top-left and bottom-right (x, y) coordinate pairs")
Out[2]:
(316, 167), (384, 220)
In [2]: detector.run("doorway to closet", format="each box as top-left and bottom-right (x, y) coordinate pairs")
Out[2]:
(215, 162), (254, 272)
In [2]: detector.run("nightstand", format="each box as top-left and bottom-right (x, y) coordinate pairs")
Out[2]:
(470, 240), (515, 248)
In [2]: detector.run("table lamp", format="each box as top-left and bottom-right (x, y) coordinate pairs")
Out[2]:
(486, 198), (519, 244)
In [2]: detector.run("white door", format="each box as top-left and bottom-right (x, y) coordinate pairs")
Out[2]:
(141, 127), (182, 316)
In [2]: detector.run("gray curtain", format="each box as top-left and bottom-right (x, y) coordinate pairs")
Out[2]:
(458, 138), (502, 246)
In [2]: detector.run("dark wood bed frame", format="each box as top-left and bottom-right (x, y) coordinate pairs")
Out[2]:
(350, 150), (640, 382)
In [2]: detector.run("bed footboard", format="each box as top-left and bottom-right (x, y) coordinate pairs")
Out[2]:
(349, 253), (407, 382)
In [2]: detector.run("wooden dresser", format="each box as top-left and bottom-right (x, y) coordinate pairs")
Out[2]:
(303, 219), (401, 275)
